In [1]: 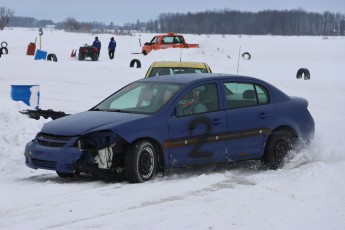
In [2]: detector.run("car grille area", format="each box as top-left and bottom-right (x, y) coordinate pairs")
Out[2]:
(36, 133), (74, 148)
(30, 157), (57, 170)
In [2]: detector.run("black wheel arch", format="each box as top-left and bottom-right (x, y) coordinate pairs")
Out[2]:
(270, 125), (298, 139)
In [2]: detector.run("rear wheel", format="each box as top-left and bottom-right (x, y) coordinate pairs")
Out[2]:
(262, 130), (295, 169)
(125, 140), (157, 183)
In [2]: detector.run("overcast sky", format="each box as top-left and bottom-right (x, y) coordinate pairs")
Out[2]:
(1, 0), (344, 25)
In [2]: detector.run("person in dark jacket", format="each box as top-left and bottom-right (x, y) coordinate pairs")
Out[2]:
(92, 36), (101, 58)
(108, 37), (116, 59)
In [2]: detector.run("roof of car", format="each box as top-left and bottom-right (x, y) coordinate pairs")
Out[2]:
(150, 61), (209, 69)
(140, 73), (261, 84)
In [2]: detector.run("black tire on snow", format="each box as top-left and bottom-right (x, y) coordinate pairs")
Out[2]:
(47, 53), (58, 62)
(130, 59), (141, 68)
(262, 130), (295, 170)
(1, 47), (8, 55)
(78, 52), (84, 61)
(1, 41), (8, 48)
(242, 52), (251, 60)
(296, 68), (310, 80)
(56, 171), (75, 178)
(125, 140), (157, 183)
(91, 53), (98, 61)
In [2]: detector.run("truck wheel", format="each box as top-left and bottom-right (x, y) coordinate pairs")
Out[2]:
(125, 140), (157, 183)
(262, 130), (295, 169)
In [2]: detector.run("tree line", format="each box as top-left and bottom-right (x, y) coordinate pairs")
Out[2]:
(148, 9), (345, 35)
(2, 6), (345, 35)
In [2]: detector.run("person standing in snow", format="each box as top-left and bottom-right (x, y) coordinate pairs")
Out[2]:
(92, 36), (101, 58)
(108, 37), (116, 60)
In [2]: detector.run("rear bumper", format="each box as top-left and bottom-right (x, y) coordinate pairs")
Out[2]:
(298, 109), (315, 142)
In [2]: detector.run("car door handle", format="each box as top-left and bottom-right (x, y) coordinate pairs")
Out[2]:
(257, 113), (270, 119)
(212, 119), (224, 125)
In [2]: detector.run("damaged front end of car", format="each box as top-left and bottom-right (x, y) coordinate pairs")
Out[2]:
(75, 130), (128, 177)
(24, 130), (129, 178)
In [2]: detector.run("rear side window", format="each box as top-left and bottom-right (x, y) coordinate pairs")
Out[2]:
(162, 36), (185, 44)
(223, 82), (269, 109)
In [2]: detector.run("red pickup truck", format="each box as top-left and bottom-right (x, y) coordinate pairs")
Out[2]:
(142, 32), (199, 55)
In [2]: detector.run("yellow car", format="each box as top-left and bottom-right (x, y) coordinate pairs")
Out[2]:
(145, 61), (212, 78)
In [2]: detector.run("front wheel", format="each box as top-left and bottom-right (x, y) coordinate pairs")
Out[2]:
(125, 140), (157, 183)
(262, 130), (295, 169)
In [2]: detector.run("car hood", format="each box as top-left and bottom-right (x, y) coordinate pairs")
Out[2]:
(41, 111), (149, 136)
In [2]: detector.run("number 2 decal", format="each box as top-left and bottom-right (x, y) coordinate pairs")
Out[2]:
(188, 116), (213, 158)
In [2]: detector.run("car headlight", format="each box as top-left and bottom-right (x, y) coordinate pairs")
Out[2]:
(77, 130), (117, 151)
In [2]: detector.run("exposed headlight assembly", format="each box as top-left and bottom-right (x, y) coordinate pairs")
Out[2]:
(77, 130), (117, 169)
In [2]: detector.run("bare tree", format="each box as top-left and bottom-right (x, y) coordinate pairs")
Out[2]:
(63, 17), (81, 32)
(0, 6), (14, 30)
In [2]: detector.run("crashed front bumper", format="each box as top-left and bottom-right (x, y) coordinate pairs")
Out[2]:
(24, 136), (82, 173)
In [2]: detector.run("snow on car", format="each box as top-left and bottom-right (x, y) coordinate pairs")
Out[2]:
(24, 73), (315, 183)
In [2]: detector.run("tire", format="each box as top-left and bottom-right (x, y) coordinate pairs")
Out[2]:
(262, 130), (295, 169)
(1, 41), (8, 47)
(1, 47), (8, 55)
(78, 52), (84, 61)
(56, 171), (75, 178)
(47, 53), (57, 62)
(125, 140), (157, 183)
(296, 68), (310, 80)
(91, 53), (98, 61)
(130, 59), (141, 68)
(242, 52), (251, 60)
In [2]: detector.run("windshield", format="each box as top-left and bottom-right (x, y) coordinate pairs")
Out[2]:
(92, 82), (183, 114)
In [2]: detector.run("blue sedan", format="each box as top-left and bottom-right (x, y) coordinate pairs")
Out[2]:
(24, 74), (315, 183)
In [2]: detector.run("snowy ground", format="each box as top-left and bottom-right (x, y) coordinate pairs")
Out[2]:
(1, 28), (345, 229)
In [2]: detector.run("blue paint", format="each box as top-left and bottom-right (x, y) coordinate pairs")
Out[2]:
(10, 85), (40, 109)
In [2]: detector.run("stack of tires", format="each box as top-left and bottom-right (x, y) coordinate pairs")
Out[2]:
(0, 42), (8, 58)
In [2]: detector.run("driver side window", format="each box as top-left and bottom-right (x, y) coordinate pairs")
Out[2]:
(176, 83), (219, 117)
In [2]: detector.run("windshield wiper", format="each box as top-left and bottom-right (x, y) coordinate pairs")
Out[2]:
(109, 109), (133, 113)
(90, 108), (133, 113)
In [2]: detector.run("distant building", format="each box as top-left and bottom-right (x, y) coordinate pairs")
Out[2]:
(45, 25), (55, 29)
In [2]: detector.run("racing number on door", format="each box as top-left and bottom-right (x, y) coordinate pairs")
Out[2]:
(188, 116), (213, 158)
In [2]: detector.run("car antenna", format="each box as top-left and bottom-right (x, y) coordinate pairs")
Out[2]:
(237, 45), (241, 75)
